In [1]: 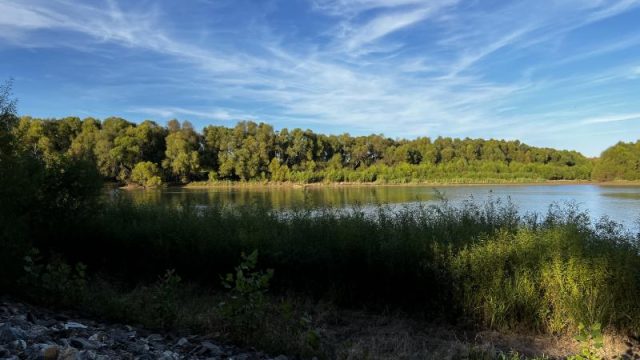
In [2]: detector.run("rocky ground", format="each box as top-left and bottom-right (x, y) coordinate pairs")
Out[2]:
(0, 299), (289, 360)
(3, 297), (640, 360)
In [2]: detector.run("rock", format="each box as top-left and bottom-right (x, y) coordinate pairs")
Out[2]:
(77, 349), (98, 360)
(26, 343), (49, 359)
(160, 350), (180, 360)
(0, 300), (275, 360)
(0, 324), (27, 342)
(58, 346), (79, 360)
(147, 333), (163, 342)
(0, 345), (10, 357)
(176, 337), (190, 347)
(70, 336), (99, 350)
(135, 354), (156, 360)
(43, 345), (60, 360)
(199, 341), (223, 356)
(126, 340), (149, 353)
(9, 339), (26, 351)
(273, 356), (288, 360)
(88, 332), (108, 342)
(64, 321), (88, 330)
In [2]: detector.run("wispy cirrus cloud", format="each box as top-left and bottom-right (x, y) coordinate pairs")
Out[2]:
(582, 113), (640, 125)
(127, 107), (244, 121)
(0, 0), (640, 156)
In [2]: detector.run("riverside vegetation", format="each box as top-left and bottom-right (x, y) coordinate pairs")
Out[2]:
(12, 103), (640, 187)
(3, 81), (640, 359)
(9, 111), (598, 187)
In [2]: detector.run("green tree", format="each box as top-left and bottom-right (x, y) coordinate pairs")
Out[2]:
(592, 141), (640, 181)
(68, 117), (101, 162)
(131, 161), (163, 188)
(94, 117), (134, 178)
(0, 80), (101, 288)
(162, 121), (201, 183)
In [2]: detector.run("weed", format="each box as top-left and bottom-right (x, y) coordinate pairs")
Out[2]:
(21, 248), (87, 306)
(220, 250), (274, 333)
(568, 323), (604, 360)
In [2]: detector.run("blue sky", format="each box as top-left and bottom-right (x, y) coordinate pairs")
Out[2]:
(1, 0), (639, 156)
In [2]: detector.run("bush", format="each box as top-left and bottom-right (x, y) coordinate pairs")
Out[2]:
(452, 217), (640, 333)
(21, 248), (88, 306)
(220, 250), (274, 333)
(131, 161), (163, 188)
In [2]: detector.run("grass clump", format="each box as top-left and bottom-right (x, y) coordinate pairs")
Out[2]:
(453, 209), (640, 334)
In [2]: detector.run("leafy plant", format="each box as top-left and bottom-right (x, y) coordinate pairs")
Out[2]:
(22, 248), (87, 305)
(220, 250), (274, 332)
(568, 322), (604, 360)
(148, 269), (182, 328)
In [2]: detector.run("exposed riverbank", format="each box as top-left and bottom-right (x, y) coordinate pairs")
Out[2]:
(0, 299), (287, 360)
(183, 179), (589, 189)
(114, 179), (611, 190)
(131, 179), (640, 190)
(2, 297), (639, 360)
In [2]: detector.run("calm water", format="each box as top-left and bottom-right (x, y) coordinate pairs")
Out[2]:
(118, 184), (640, 227)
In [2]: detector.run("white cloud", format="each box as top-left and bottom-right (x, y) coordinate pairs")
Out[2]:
(0, 0), (639, 155)
(342, 7), (432, 51)
(582, 113), (640, 124)
(128, 107), (243, 121)
(312, 0), (434, 16)
(322, 0), (457, 55)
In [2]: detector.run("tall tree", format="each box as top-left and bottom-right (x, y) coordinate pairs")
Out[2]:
(162, 121), (201, 183)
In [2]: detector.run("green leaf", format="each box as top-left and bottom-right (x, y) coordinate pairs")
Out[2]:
(575, 334), (587, 342)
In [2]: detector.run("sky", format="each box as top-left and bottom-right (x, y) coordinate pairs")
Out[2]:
(0, 1), (639, 156)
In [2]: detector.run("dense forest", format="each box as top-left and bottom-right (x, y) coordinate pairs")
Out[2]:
(12, 116), (600, 186)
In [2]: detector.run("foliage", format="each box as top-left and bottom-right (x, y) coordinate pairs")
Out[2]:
(21, 248), (87, 306)
(145, 269), (183, 328)
(568, 322), (604, 360)
(162, 120), (200, 183)
(12, 116), (596, 184)
(452, 210), (640, 333)
(131, 161), (163, 187)
(23, 193), (640, 336)
(0, 79), (18, 153)
(0, 80), (102, 291)
(220, 250), (274, 333)
(592, 141), (640, 181)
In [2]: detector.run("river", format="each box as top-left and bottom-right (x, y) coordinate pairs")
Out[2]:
(117, 184), (640, 227)
(119, 184), (640, 226)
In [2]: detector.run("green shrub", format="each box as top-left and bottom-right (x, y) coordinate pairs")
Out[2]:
(220, 250), (274, 333)
(21, 248), (88, 306)
(131, 161), (163, 188)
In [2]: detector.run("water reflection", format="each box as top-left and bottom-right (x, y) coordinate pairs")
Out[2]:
(111, 184), (640, 226)
(119, 186), (437, 209)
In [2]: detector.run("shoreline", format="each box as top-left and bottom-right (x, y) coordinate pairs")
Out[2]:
(116, 179), (640, 190)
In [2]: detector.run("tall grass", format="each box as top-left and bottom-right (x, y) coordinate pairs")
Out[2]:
(30, 196), (640, 335)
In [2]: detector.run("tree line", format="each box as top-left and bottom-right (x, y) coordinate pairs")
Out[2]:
(592, 141), (640, 181)
(12, 116), (599, 186)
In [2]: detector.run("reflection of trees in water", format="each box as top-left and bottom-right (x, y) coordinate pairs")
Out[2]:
(122, 186), (435, 209)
